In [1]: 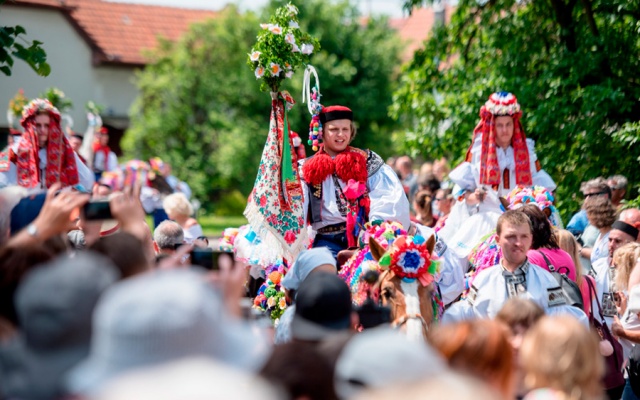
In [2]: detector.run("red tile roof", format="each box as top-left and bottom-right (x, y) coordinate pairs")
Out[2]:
(8, 0), (217, 66)
(390, 5), (455, 62)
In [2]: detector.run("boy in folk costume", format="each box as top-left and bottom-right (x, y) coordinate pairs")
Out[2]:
(0, 99), (94, 190)
(299, 106), (411, 257)
(92, 127), (118, 181)
(438, 92), (556, 254)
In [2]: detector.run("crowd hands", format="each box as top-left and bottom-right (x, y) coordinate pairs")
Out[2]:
(0, 152), (637, 400)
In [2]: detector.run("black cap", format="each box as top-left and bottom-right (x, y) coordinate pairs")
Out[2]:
(291, 272), (352, 340)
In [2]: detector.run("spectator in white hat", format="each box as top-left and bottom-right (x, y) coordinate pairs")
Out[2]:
(64, 268), (271, 397)
(334, 327), (447, 399)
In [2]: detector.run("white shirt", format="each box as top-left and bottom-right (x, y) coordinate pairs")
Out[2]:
(443, 261), (589, 326)
(591, 257), (616, 329)
(300, 163), (411, 231)
(449, 137), (556, 197)
(183, 223), (203, 244)
(1, 145), (94, 190)
(93, 150), (118, 172)
(591, 231), (610, 265)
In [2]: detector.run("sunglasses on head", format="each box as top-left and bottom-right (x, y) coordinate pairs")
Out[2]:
(584, 191), (608, 197)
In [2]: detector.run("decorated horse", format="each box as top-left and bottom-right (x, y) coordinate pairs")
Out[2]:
(339, 222), (444, 341)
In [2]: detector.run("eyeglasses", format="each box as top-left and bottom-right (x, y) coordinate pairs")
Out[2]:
(584, 191), (608, 197)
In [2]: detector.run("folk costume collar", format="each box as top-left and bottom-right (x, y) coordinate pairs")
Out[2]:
(17, 99), (79, 189)
(302, 145), (368, 186)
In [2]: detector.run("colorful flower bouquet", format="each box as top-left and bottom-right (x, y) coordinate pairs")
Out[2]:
(254, 262), (289, 322)
(248, 3), (320, 92)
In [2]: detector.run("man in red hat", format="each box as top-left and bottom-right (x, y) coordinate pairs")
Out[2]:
(0, 99), (94, 190)
(92, 127), (118, 181)
(438, 92), (556, 254)
(299, 105), (410, 257)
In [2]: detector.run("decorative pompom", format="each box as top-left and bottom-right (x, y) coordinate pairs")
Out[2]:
(334, 150), (367, 183)
(379, 253), (391, 267)
(302, 151), (334, 185)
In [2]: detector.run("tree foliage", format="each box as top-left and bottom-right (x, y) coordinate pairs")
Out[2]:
(125, 2), (402, 208)
(392, 0), (640, 218)
(0, 0), (50, 76)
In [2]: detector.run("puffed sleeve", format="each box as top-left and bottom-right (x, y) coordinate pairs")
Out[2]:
(449, 135), (481, 192)
(74, 152), (95, 191)
(367, 164), (411, 229)
(526, 138), (556, 191)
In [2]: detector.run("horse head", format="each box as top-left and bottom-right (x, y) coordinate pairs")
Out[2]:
(339, 222), (443, 341)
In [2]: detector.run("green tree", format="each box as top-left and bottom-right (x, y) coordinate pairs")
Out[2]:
(123, 6), (268, 209)
(0, 0), (50, 76)
(392, 0), (640, 218)
(125, 2), (403, 209)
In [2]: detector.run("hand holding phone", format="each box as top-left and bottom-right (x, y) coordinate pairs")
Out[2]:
(82, 200), (113, 220)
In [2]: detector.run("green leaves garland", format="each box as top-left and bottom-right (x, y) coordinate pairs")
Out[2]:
(248, 3), (319, 93)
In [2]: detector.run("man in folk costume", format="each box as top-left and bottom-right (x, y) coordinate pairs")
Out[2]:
(438, 92), (556, 255)
(299, 106), (411, 257)
(0, 99), (94, 190)
(92, 127), (118, 181)
(442, 210), (588, 325)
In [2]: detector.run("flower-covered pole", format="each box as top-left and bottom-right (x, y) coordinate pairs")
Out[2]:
(244, 3), (320, 263)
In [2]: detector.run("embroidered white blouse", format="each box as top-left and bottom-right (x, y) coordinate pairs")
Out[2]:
(449, 136), (556, 197)
(299, 162), (411, 232)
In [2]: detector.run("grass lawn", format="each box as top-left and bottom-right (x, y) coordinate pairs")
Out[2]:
(145, 214), (247, 238)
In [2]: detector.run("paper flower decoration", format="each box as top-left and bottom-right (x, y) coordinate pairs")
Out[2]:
(248, 2), (320, 92)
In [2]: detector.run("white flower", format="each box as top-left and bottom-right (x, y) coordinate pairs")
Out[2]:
(286, 4), (298, 15)
(285, 32), (296, 45)
(267, 296), (276, 308)
(260, 23), (270, 29)
(289, 20), (299, 29)
(291, 43), (300, 53)
(285, 71), (294, 79)
(269, 25), (282, 35)
(300, 43), (314, 55)
(250, 51), (261, 62)
(284, 62), (292, 70)
(269, 63), (281, 76)
(255, 66), (265, 79)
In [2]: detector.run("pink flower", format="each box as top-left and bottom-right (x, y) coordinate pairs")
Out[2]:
(344, 179), (366, 200)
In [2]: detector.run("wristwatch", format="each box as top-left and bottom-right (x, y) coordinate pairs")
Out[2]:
(26, 223), (38, 238)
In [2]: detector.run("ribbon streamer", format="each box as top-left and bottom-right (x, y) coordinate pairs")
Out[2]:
(302, 65), (321, 115)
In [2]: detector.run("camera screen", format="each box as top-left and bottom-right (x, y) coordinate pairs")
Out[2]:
(82, 201), (113, 220)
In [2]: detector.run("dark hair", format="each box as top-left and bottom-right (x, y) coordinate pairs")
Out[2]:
(418, 173), (441, 193)
(89, 232), (149, 279)
(0, 244), (54, 325)
(584, 195), (617, 229)
(261, 341), (338, 400)
(414, 190), (434, 223)
(520, 204), (559, 249)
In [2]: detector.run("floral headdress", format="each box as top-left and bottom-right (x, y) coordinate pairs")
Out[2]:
(248, 3), (320, 93)
(504, 185), (560, 226)
(468, 91), (531, 188)
(375, 235), (439, 287)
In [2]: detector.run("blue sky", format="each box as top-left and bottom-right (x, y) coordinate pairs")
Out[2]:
(104, 0), (407, 17)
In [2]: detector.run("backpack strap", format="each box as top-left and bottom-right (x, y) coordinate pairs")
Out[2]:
(537, 250), (556, 272)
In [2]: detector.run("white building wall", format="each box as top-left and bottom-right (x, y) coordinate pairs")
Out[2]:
(0, 6), (139, 133)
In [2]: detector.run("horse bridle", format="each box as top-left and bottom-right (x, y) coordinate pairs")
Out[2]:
(374, 270), (430, 333)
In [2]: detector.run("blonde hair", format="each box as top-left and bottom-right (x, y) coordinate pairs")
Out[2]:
(556, 229), (584, 287)
(162, 193), (193, 218)
(520, 316), (604, 400)
(613, 242), (640, 291)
